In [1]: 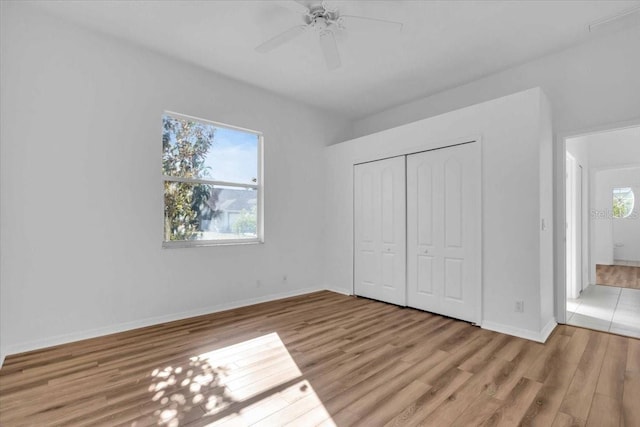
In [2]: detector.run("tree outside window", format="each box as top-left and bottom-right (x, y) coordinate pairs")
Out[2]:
(612, 187), (634, 219)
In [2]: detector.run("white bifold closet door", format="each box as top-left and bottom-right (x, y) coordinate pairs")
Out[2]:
(406, 143), (481, 323)
(354, 156), (406, 306)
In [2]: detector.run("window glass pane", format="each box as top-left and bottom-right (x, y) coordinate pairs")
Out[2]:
(164, 182), (257, 242)
(613, 187), (635, 219)
(162, 114), (258, 184)
(208, 127), (259, 184)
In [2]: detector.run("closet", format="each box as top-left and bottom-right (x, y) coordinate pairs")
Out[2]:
(354, 142), (481, 324)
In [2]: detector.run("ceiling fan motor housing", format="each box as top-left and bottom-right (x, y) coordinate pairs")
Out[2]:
(305, 5), (340, 31)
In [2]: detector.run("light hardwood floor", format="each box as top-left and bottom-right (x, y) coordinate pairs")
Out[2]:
(1, 291), (638, 426)
(596, 264), (640, 290)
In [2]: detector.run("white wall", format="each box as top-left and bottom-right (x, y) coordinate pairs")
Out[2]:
(350, 24), (640, 139)
(593, 168), (640, 266)
(587, 127), (640, 169)
(613, 182), (640, 262)
(0, 3), (350, 360)
(324, 88), (555, 342)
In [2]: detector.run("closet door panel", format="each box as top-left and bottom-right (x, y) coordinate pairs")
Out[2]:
(444, 158), (463, 248)
(354, 157), (406, 306)
(407, 153), (444, 312)
(417, 254), (434, 295)
(407, 143), (481, 323)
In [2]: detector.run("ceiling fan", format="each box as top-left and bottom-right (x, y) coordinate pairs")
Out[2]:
(256, 0), (403, 70)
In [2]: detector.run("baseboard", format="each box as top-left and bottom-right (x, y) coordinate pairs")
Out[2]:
(613, 260), (640, 267)
(324, 285), (352, 296)
(482, 319), (557, 343)
(1, 287), (320, 361)
(539, 318), (557, 342)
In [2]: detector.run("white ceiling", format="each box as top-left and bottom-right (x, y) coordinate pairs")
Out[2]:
(30, 0), (640, 119)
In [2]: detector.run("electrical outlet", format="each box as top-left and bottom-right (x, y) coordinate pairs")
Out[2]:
(515, 301), (524, 313)
(256, 280), (262, 287)
(282, 275), (288, 284)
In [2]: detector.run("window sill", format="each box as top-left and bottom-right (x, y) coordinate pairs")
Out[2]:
(162, 239), (263, 249)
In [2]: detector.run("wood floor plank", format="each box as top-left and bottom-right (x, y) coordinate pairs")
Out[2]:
(621, 339), (640, 427)
(447, 354), (543, 427)
(384, 368), (473, 427)
(282, 402), (333, 426)
(551, 411), (583, 427)
(451, 397), (502, 427)
(483, 377), (543, 427)
(493, 340), (544, 400)
(0, 291), (637, 427)
(457, 334), (514, 373)
(417, 330), (495, 385)
(505, 327), (589, 426)
(326, 349), (449, 418)
(523, 329), (572, 383)
(350, 379), (431, 426)
(596, 264), (640, 289)
(595, 334), (628, 400)
(559, 331), (609, 420)
(419, 356), (512, 426)
(251, 391), (324, 427)
(585, 393), (620, 427)
(627, 338), (640, 373)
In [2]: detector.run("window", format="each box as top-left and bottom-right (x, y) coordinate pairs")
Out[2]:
(162, 112), (262, 247)
(612, 187), (634, 219)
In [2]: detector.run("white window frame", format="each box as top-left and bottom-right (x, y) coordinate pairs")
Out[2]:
(162, 111), (264, 248)
(612, 187), (635, 219)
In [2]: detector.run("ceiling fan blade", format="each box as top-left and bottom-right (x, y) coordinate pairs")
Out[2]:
(321, 0), (339, 13)
(256, 25), (307, 53)
(319, 30), (341, 70)
(273, 0), (310, 15)
(339, 15), (403, 33)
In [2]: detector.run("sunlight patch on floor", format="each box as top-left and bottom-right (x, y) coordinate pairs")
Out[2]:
(146, 332), (335, 426)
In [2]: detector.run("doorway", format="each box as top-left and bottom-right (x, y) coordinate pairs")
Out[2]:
(563, 124), (640, 338)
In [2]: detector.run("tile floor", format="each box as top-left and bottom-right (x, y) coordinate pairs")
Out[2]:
(567, 284), (640, 338)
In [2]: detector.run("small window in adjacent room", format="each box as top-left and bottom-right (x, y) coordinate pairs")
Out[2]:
(612, 187), (634, 219)
(162, 112), (262, 247)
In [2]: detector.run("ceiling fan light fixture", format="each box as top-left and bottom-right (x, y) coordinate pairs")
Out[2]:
(256, 0), (404, 70)
(311, 16), (330, 31)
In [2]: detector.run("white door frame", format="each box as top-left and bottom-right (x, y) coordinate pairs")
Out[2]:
(565, 153), (577, 299)
(565, 153), (583, 300)
(555, 118), (640, 324)
(578, 164), (584, 293)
